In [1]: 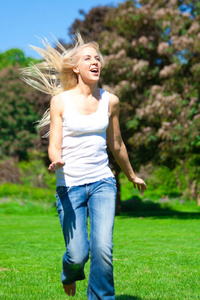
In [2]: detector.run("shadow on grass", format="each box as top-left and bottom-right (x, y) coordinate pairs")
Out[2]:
(118, 196), (200, 219)
(116, 296), (142, 300)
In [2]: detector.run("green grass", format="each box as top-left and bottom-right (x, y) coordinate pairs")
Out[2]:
(0, 175), (200, 299)
(0, 208), (200, 299)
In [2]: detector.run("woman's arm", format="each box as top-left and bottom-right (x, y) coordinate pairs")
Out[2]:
(107, 94), (147, 192)
(48, 95), (65, 172)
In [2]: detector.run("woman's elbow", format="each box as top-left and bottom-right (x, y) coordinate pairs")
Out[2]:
(109, 142), (121, 156)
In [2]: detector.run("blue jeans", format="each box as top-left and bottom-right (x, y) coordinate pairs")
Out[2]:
(56, 177), (117, 300)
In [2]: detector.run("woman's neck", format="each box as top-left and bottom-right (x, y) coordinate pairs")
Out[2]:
(75, 80), (98, 97)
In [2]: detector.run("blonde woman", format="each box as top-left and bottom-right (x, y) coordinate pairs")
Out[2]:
(21, 33), (146, 299)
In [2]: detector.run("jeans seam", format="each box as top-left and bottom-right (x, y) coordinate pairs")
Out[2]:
(67, 186), (72, 193)
(101, 178), (116, 186)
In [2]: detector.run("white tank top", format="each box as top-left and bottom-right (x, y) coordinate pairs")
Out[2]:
(55, 88), (114, 187)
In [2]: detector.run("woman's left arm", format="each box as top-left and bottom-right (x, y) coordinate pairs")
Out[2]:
(107, 94), (147, 192)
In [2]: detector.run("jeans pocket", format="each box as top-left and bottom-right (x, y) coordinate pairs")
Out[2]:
(101, 177), (116, 186)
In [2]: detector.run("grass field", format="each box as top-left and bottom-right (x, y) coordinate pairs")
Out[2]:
(0, 198), (200, 300)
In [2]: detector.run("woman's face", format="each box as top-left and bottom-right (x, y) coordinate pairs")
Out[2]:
(73, 46), (102, 83)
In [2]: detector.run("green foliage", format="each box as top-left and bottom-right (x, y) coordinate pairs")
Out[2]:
(0, 69), (37, 159)
(146, 166), (182, 197)
(0, 153), (56, 206)
(0, 48), (40, 70)
(99, 1), (200, 168)
(0, 65), (47, 160)
(19, 151), (56, 190)
(0, 183), (55, 203)
(174, 154), (200, 200)
(0, 152), (57, 215)
(120, 159), (200, 202)
(120, 168), (180, 201)
(69, 1), (200, 199)
(0, 48), (45, 160)
(1, 2), (200, 205)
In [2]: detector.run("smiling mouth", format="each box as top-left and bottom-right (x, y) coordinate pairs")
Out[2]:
(90, 68), (99, 74)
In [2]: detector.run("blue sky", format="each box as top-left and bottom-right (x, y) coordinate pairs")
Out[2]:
(0, 0), (123, 58)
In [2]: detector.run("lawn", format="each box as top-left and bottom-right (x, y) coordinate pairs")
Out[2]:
(0, 202), (200, 299)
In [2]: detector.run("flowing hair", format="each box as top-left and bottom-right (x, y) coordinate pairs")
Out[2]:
(20, 32), (104, 131)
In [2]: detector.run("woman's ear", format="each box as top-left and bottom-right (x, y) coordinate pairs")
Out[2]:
(73, 66), (79, 74)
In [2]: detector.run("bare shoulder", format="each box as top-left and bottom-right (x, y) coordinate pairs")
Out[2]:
(109, 93), (120, 116)
(51, 93), (63, 106)
(109, 93), (119, 105)
(50, 93), (65, 116)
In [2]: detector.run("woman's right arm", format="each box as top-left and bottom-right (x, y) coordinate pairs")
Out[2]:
(48, 95), (65, 172)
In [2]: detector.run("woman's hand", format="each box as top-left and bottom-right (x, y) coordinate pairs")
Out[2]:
(48, 159), (65, 172)
(132, 176), (147, 192)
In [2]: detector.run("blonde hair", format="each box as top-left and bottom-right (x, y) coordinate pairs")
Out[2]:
(20, 32), (104, 130)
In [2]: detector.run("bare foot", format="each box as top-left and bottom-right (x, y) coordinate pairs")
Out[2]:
(63, 282), (76, 296)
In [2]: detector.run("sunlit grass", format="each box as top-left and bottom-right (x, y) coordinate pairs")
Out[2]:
(0, 211), (200, 299)
(0, 172), (200, 299)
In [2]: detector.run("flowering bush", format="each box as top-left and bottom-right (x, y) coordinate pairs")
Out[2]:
(53, 1), (200, 199)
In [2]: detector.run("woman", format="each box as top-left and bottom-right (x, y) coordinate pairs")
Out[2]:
(21, 33), (146, 299)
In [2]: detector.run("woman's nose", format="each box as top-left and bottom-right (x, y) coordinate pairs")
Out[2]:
(91, 58), (98, 65)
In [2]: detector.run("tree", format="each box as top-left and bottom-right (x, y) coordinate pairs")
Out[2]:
(0, 49), (39, 70)
(0, 63), (50, 161)
(99, 0), (199, 163)
(69, 0), (200, 201)
(69, 6), (112, 42)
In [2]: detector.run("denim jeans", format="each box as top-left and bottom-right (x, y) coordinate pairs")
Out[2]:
(56, 177), (117, 300)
